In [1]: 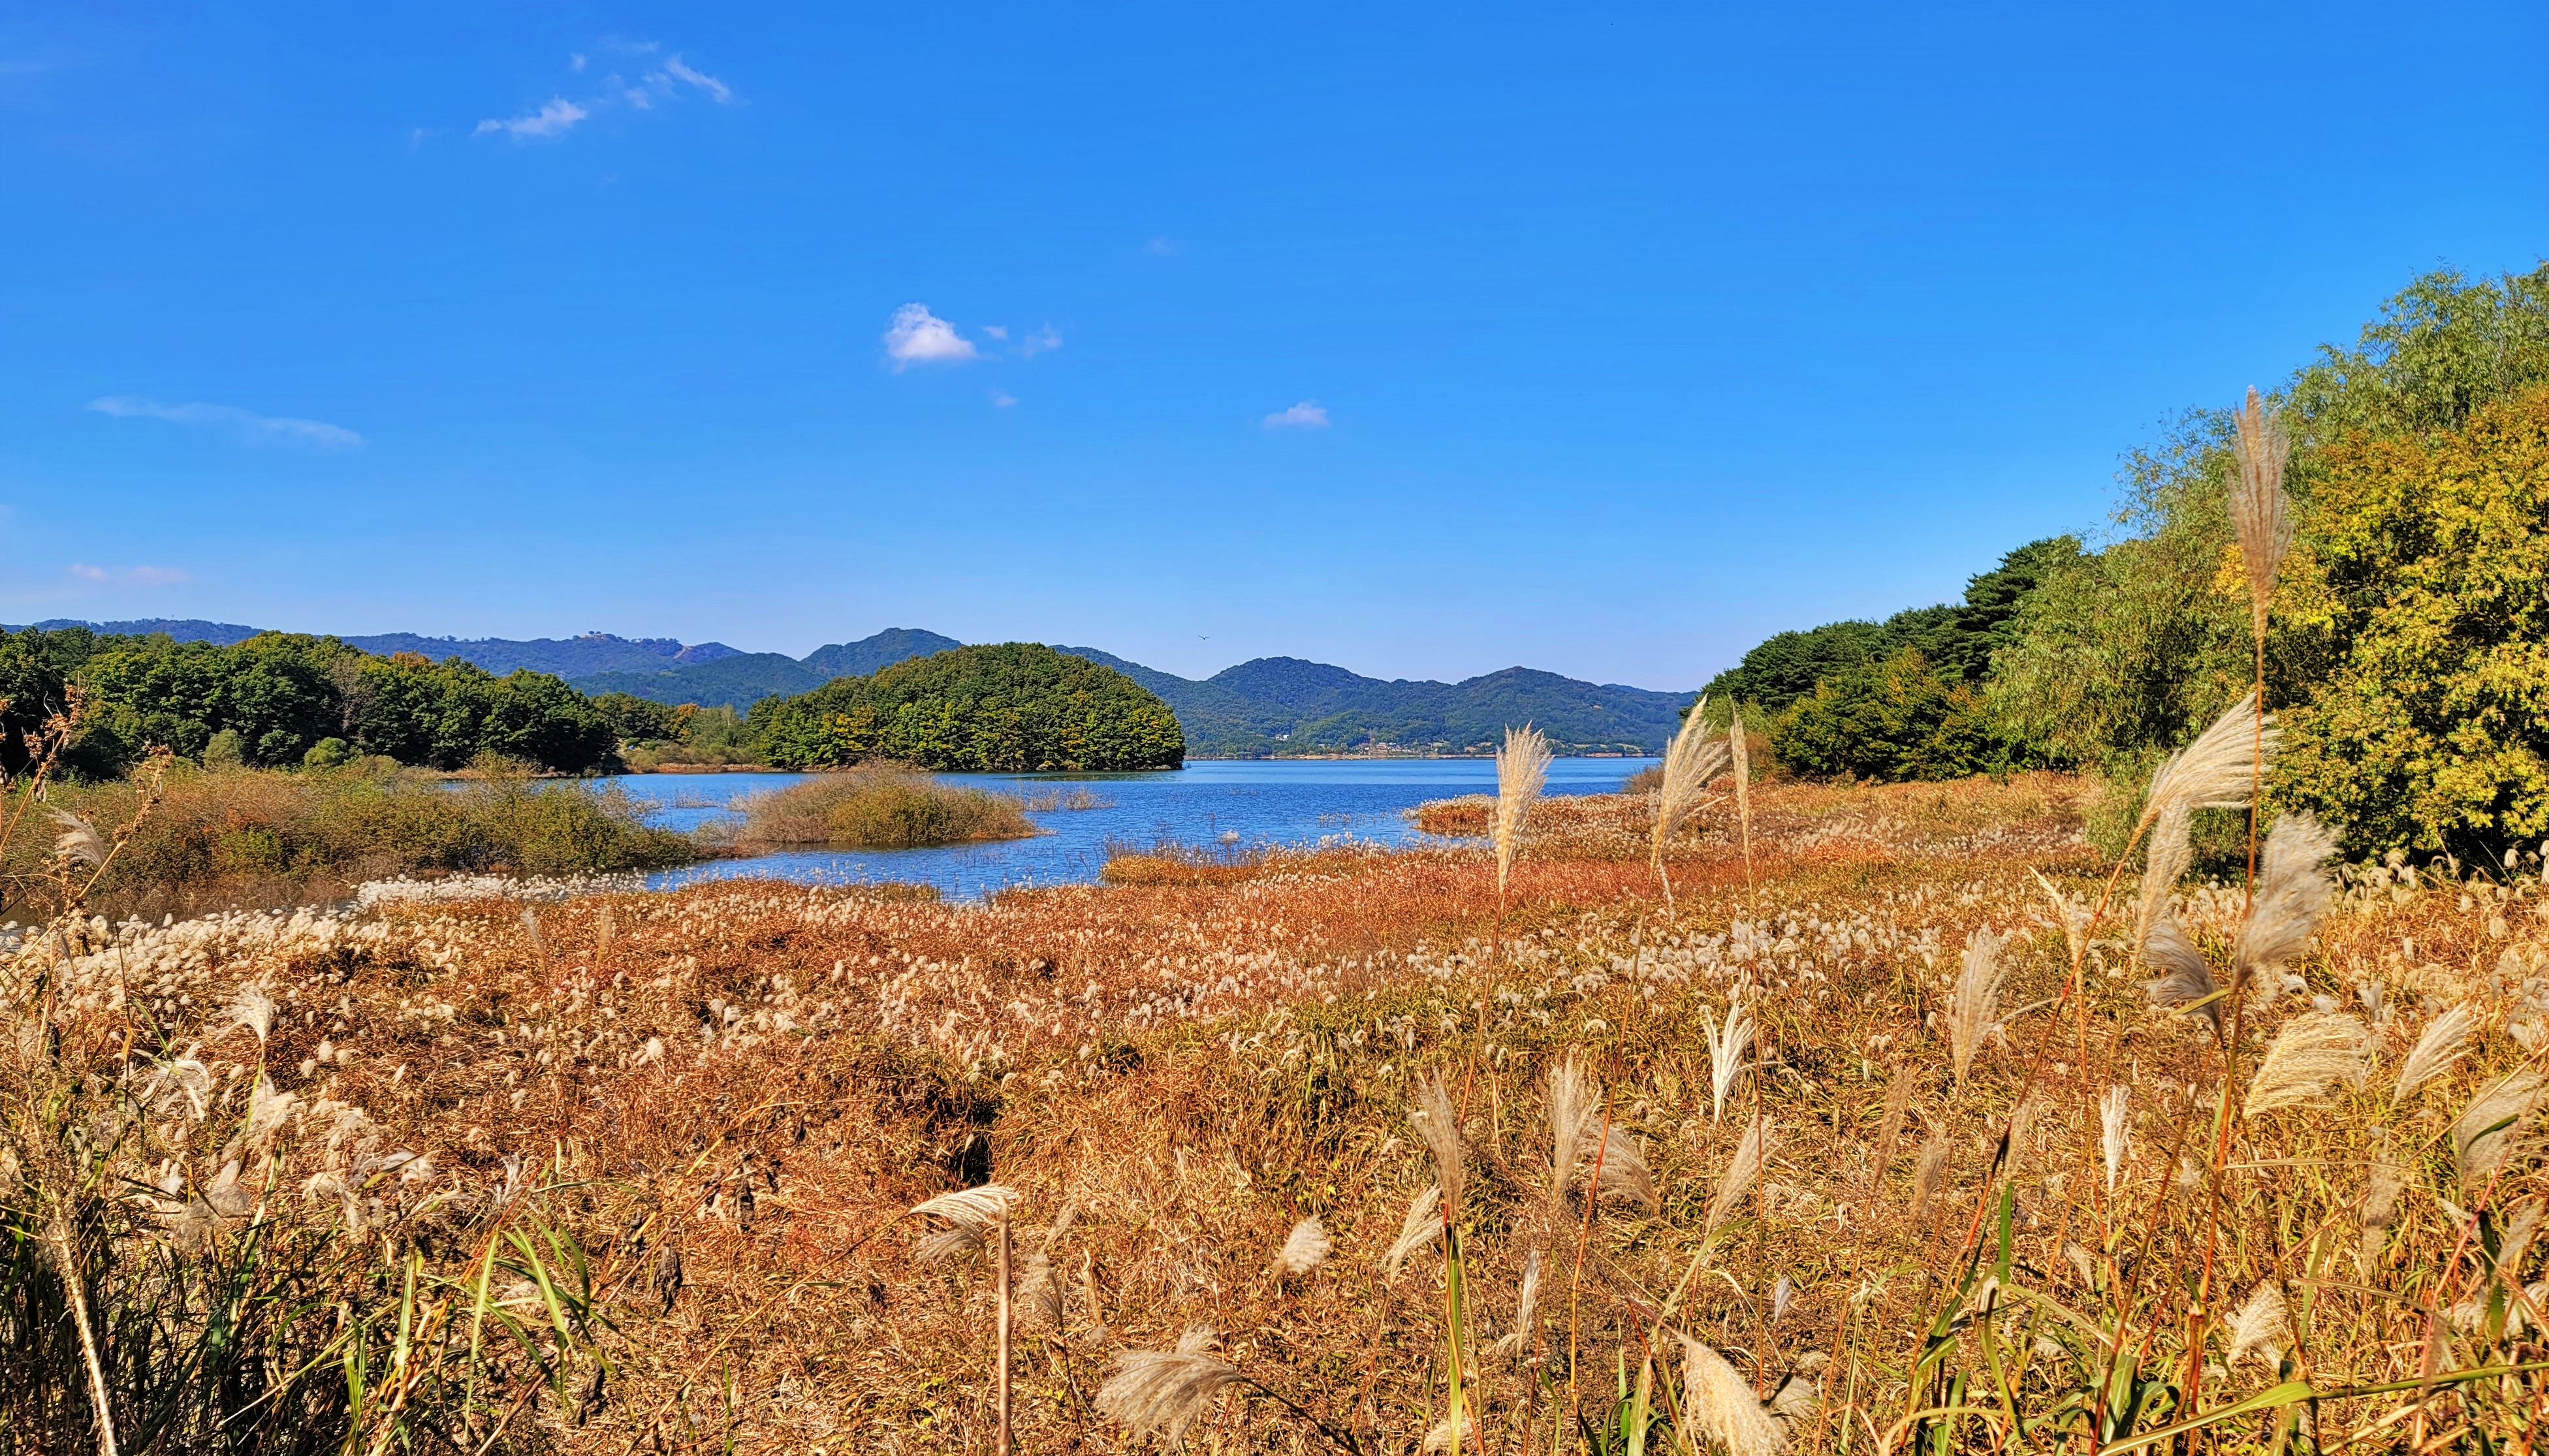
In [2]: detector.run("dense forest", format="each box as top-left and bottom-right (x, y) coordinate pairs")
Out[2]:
(749, 642), (1186, 772)
(0, 629), (618, 776)
(1718, 264), (2549, 859)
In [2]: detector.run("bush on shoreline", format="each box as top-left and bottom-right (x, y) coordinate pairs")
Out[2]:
(723, 764), (1038, 849)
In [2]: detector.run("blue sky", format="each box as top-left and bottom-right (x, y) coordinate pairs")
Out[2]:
(3, 3), (2541, 689)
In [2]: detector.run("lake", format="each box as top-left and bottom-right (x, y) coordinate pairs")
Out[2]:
(607, 757), (1653, 900)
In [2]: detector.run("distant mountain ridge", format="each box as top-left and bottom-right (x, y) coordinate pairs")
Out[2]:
(10, 619), (1687, 756)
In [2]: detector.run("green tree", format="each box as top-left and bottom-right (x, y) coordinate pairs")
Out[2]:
(1771, 648), (2030, 782)
(755, 643), (1184, 771)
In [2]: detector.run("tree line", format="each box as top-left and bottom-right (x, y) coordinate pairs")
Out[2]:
(1715, 264), (2549, 859)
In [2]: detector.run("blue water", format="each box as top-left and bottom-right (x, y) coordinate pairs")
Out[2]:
(608, 757), (1651, 900)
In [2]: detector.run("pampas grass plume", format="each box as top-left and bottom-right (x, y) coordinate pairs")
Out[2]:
(2394, 1003), (2480, 1105)
(2243, 1011), (2371, 1115)
(1707, 1116), (1769, 1234)
(1410, 1073), (1464, 1212)
(1276, 1216), (1330, 1276)
(1382, 1184), (1443, 1276)
(1704, 990), (1755, 1122)
(2101, 1086), (2132, 1195)
(910, 1183), (1017, 1263)
(1094, 1325), (1245, 1449)
(2226, 1282), (2287, 1369)
(1493, 724), (1553, 902)
(2455, 1071), (2543, 1186)
(1910, 1132), (1950, 1222)
(1948, 927), (2009, 1090)
(49, 808), (103, 866)
(2234, 813), (2340, 986)
(2232, 386), (2295, 627)
(1649, 698), (1730, 905)
(1678, 1335), (1790, 1456)
(1546, 1049), (1594, 1199)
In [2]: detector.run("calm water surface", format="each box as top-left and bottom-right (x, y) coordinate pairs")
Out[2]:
(607, 757), (1651, 900)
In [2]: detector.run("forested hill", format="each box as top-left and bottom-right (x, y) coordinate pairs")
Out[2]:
(18, 619), (1690, 758)
(1054, 648), (1688, 757)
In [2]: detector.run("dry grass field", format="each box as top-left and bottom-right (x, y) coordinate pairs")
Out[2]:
(9, 766), (2548, 1453)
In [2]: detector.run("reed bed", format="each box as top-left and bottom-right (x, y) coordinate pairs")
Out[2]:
(9, 753), (2547, 1451)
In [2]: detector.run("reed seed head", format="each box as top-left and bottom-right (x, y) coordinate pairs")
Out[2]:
(2455, 1071), (2543, 1187)
(48, 808), (103, 866)
(2234, 813), (2340, 987)
(1650, 699), (1732, 897)
(2101, 1086), (2132, 1195)
(1382, 1183), (1443, 1276)
(1707, 1115), (1769, 1234)
(1410, 1073), (1464, 1212)
(2226, 1282), (2288, 1369)
(908, 1182), (1017, 1263)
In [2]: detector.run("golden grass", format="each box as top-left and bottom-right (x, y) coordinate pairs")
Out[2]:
(725, 763), (1038, 849)
(10, 769), (2549, 1451)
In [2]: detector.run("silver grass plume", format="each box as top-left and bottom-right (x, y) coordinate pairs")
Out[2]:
(1703, 990), (1755, 1122)
(48, 808), (103, 866)
(2242, 1012), (2371, 1115)
(2029, 866), (2089, 970)
(1094, 1325), (1244, 1451)
(2455, 1071), (2544, 1187)
(2132, 691), (2278, 953)
(1593, 1127), (1659, 1214)
(1382, 1184), (1443, 1276)
(1493, 724), (1553, 902)
(1021, 1202), (1077, 1331)
(2232, 387), (2295, 633)
(1545, 1049), (1594, 1200)
(909, 1183), (1018, 1263)
(2004, 1094), (2041, 1176)
(1650, 699), (1732, 905)
(1871, 1064), (1914, 1184)
(2358, 1140), (2405, 1274)
(1910, 1132), (1950, 1222)
(1276, 1217), (1331, 1276)
(2141, 910), (2220, 1031)
(1677, 1335), (1791, 1456)
(2233, 814), (2340, 992)
(227, 981), (277, 1045)
(2226, 1282), (2288, 1369)
(1948, 927), (2010, 1090)
(2100, 1086), (2132, 1195)
(1707, 1116), (1769, 1234)
(2394, 1004), (2481, 1105)
(2494, 1200), (2545, 1289)
(1410, 1073), (1464, 1212)
(1491, 1248), (1544, 1359)
(1730, 711), (1755, 884)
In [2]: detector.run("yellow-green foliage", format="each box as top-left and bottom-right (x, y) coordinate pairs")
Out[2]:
(733, 763), (1037, 848)
(2278, 383), (2549, 851)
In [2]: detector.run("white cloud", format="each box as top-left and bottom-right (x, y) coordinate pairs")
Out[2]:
(569, 52), (587, 72)
(1262, 400), (1329, 430)
(990, 389), (1018, 408)
(1019, 324), (1062, 358)
(89, 396), (364, 448)
(883, 304), (978, 369)
(981, 324), (1008, 340)
(661, 55), (731, 102)
(474, 97), (588, 139)
(1144, 236), (1183, 256)
(68, 563), (189, 588)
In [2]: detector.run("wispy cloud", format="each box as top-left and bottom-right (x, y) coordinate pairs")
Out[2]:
(883, 304), (979, 369)
(475, 97), (588, 140)
(569, 52), (587, 72)
(69, 563), (189, 588)
(1144, 236), (1184, 257)
(1019, 324), (1062, 358)
(1262, 400), (1329, 430)
(89, 396), (363, 448)
(990, 389), (1018, 408)
(661, 55), (731, 103)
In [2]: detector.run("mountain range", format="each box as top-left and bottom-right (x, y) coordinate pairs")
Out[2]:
(9, 620), (1688, 757)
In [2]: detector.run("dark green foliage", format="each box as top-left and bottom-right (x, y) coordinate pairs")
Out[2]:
(752, 644), (1185, 771)
(0, 629), (622, 778)
(593, 691), (689, 744)
(1771, 649), (2036, 781)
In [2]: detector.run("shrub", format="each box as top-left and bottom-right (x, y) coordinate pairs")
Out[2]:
(3, 765), (696, 919)
(2275, 383), (2549, 853)
(729, 765), (1037, 848)
(1770, 648), (2034, 782)
(753, 644), (1184, 772)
